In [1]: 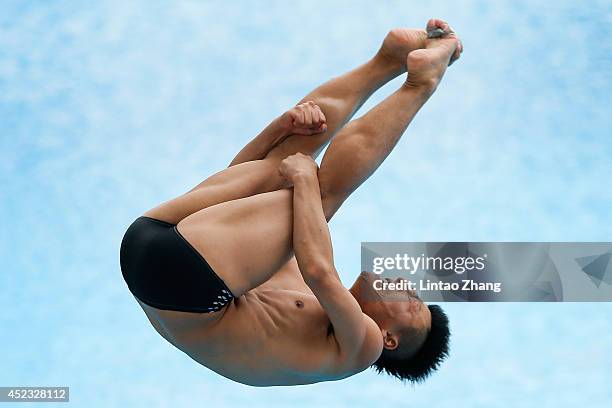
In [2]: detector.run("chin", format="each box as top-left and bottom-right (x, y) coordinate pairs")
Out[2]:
(351, 272), (377, 298)
(358, 271), (379, 286)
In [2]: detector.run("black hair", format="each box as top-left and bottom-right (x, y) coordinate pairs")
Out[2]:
(371, 304), (450, 384)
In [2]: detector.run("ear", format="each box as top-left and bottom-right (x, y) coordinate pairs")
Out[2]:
(381, 329), (399, 351)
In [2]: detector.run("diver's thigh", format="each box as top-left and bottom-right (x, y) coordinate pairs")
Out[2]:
(144, 159), (287, 225)
(176, 189), (295, 296)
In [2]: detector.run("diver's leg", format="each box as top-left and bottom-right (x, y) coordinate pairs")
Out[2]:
(176, 22), (461, 295)
(264, 27), (428, 161)
(318, 22), (462, 218)
(144, 29), (426, 225)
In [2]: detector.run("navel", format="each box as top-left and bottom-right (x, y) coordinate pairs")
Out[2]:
(295, 300), (304, 309)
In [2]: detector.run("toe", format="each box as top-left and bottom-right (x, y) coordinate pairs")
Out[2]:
(427, 18), (450, 33)
(427, 18), (457, 41)
(449, 39), (462, 66)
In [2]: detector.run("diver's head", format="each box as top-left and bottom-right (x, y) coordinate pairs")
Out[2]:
(350, 272), (450, 383)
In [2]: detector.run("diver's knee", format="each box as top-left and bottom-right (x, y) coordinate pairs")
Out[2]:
(320, 189), (345, 221)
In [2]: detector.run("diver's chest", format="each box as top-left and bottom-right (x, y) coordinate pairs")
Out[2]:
(256, 289), (330, 333)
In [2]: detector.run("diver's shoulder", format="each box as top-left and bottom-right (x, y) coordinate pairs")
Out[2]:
(326, 314), (383, 375)
(354, 315), (384, 370)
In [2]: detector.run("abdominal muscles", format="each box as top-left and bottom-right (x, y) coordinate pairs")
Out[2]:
(178, 289), (338, 386)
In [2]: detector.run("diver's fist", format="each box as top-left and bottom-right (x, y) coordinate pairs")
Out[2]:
(278, 153), (319, 182)
(279, 101), (327, 135)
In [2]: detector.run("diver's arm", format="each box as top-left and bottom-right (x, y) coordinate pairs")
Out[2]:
(281, 154), (367, 359)
(230, 102), (327, 166)
(229, 116), (289, 166)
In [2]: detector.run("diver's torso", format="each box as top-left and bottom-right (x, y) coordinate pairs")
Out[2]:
(138, 287), (351, 386)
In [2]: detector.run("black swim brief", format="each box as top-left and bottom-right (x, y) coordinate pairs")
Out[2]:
(120, 216), (234, 313)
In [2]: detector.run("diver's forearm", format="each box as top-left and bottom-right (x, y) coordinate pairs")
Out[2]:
(229, 117), (288, 166)
(291, 171), (367, 356)
(291, 172), (340, 285)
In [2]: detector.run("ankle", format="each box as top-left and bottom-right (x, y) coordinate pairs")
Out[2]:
(371, 52), (406, 77)
(401, 78), (438, 97)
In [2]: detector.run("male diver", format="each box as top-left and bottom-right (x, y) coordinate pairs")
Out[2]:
(120, 19), (462, 386)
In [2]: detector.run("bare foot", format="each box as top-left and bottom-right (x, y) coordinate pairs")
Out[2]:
(405, 19), (463, 91)
(377, 28), (428, 70)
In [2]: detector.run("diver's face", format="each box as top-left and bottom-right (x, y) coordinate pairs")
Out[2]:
(350, 272), (431, 333)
